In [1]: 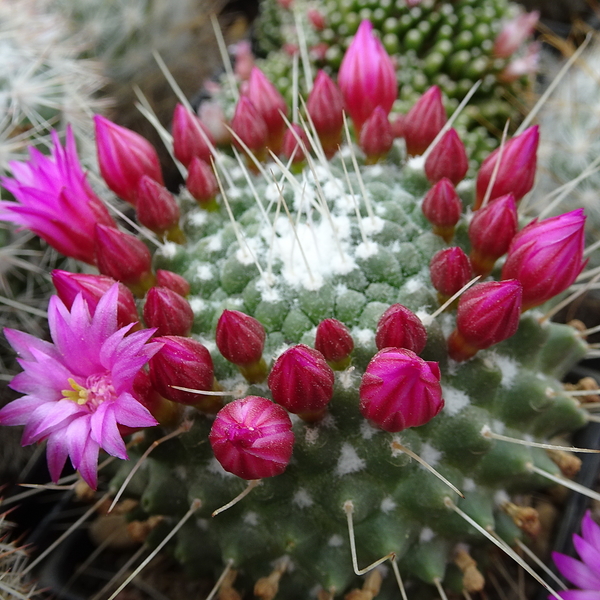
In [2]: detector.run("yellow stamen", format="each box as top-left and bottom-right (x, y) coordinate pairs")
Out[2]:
(61, 378), (88, 405)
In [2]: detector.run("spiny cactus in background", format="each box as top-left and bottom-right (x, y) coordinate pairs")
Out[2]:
(0, 511), (35, 599)
(243, 0), (540, 165)
(0, 24), (598, 600)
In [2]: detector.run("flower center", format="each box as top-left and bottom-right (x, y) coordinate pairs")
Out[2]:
(61, 374), (115, 410)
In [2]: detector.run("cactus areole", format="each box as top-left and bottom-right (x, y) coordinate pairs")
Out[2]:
(0, 31), (592, 600)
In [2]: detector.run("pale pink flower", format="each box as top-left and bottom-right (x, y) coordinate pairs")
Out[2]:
(493, 11), (539, 58)
(0, 285), (161, 488)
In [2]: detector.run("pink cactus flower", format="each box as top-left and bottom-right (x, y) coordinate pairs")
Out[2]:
(172, 103), (214, 168)
(499, 42), (540, 83)
(501, 209), (587, 311)
(209, 396), (295, 479)
(143, 287), (194, 338)
(551, 510), (600, 599)
(429, 247), (473, 301)
(403, 86), (447, 156)
(359, 348), (444, 432)
(94, 115), (164, 205)
(0, 127), (116, 265)
(0, 285), (161, 489)
(493, 11), (539, 58)
(359, 106), (394, 163)
(338, 20), (397, 134)
(308, 7), (326, 30)
(421, 177), (462, 243)
(375, 304), (427, 355)
(475, 125), (539, 209)
(314, 318), (354, 368)
(424, 128), (469, 186)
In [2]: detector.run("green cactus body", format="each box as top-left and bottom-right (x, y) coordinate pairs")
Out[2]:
(112, 145), (588, 598)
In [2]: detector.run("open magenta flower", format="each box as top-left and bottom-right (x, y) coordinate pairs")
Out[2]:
(0, 285), (161, 489)
(0, 127), (116, 264)
(551, 510), (600, 599)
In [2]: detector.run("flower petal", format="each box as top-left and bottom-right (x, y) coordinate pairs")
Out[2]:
(573, 533), (600, 574)
(65, 415), (92, 471)
(548, 591), (600, 600)
(22, 400), (82, 445)
(46, 433), (70, 483)
(582, 511), (600, 554)
(0, 395), (49, 426)
(77, 437), (100, 490)
(113, 392), (158, 428)
(90, 403), (127, 460)
(552, 552), (600, 590)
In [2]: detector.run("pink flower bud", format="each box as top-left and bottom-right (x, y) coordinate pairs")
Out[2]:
(245, 67), (288, 153)
(172, 103), (214, 168)
(375, 304), (427, 354)
(233, 40), (255, 81)
(268, 344), (335, 421)
(469, 193), (518, 276)
(359, 348), (444, 432)
(231, 96), (268, 160)
(282, 124), (309, 164)
(475, 125), (539, 209)
(149, 336), (216, 408)
(308, 7), (326, 30)
(186, 157), (218, 209)
(94, 115), (163, 205)
(209, 396), (294, 479)
(135, 175), (182, 241)
(314, 318), (354, 369)
(216, 309), (266, 366)
(51, 270), (139, 328)
(338, 20), (397, 134)
(156, 270), (191, 297)
(94, 224), (155, 296)
(424, 128), (469, 186)
(429, 248), (472, 301)
(421, 178), (462, 243)
(403, 86), (447, 156)
(493, 11), (539, 58)
(143, 287), (194, 337)
(448, 280), (522, 361)
(359, 106), (394, 163)
(501, 209), (587, 311)
(498, 42), (540, 83)
(306, 71), (344, 157)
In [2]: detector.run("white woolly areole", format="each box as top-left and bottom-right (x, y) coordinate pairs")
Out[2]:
(207, 458), (235, 478)
(304, 427), (319, 446)
(491, 419), (506, 434)
(189, 297), (206, 313)
(442, 386), (471, 416)
(380, 497), (397, 513)
(207, 234), (223, 252)
(328, 534), (344, 547)
(256, 277), (281, 302)
(493, 354), (519, 388)
(403, 276), (424, 294)
(494, 490), (510, 506)
(335, 443), (366, 476)
(160, 242), (178, 258)
(244, 512), (259, 526)
(463, 478), (477, 492)
(188, 211), (208, 226)
(195, 264), (213, 280)
(360, 420), (380, 440)
(338, 366), (358, 390)
(354, 328), (375, 347)
(407, 155), (426, 171)
(293, 489), (314, 508)
(419, 527), (435, 543)
(420, 443), (442, 467)
(355, 240), (379, 259)
(322, 179), (345, 202)
(361, 215), (385, 235)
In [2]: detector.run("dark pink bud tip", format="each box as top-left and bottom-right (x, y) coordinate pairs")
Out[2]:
(94, 115), (163, 205)
(149, 336), (214, 406)
(209, 396), (294, 479)
(172, 103), (214, 168)
(359, 348), (444, 432)
(403, 86), (447, 156)
(359, 106), (394, 162)
(186, 157), (218, 207)
(501, 209), (586, 310)
(135, 175), (180, 236)
(421, 178), (462, 243)
(315, 318), (354, 365)
(450, 280), (523, 361)
(143, 287), (194, 338)
(375, 304), (427, 354)
(216, 309), (266, 366)
(429, 248), (472, 300)
(156, 270), (191, 297)
(268, 344), (334, 418)
(231, 96), (268, 156)
(424, 128), (469, 186)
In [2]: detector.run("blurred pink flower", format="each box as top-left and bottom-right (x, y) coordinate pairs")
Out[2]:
(493, 11), (539, 58)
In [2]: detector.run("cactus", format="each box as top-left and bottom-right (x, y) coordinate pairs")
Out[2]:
(0, 511), (35, 599)
(0, 29), (596, 600)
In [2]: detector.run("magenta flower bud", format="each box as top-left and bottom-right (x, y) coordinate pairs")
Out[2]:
(429, 247), (472, 301)
(421, 178), (462, 243)
(149, 336), (216, 408)
(156, 270), (191, 297)
(448, 280), (523, 361)
(94, 115), (163, 205)
(424, 128), (469, 186)
(501, 209), (587, 311)
(94, 224), (155, 296)
(375, 304), (427, 354)
(493, 11), (539, 58)
(306, 71), (344, 157)
(498, 42), (540, 83)
(314, 318), (354, 369)
(231, 96), (269, 160)
(215, 310), (267, 379)
(308, 7), (326, 30)
(245, 67), (288, 153)
(403, 86), (447, 156)
(268, 344), (335, 421)
(282, 124), (309, 164)
(172, 103), (214, 168)
(469, 193), (518, 276)
(391, 114), (405, 138)
(475, 125), (539, 209)
(359, 348), (444, 432)
(209, 396), (294, 479)
(186, 157), (219, 210)
(51, 270), (139, 328)
(338, 20), (397, 134)
(359, 106), (394, 163)
(135, 175), (183, 242)
(143, 287), (194, 338)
